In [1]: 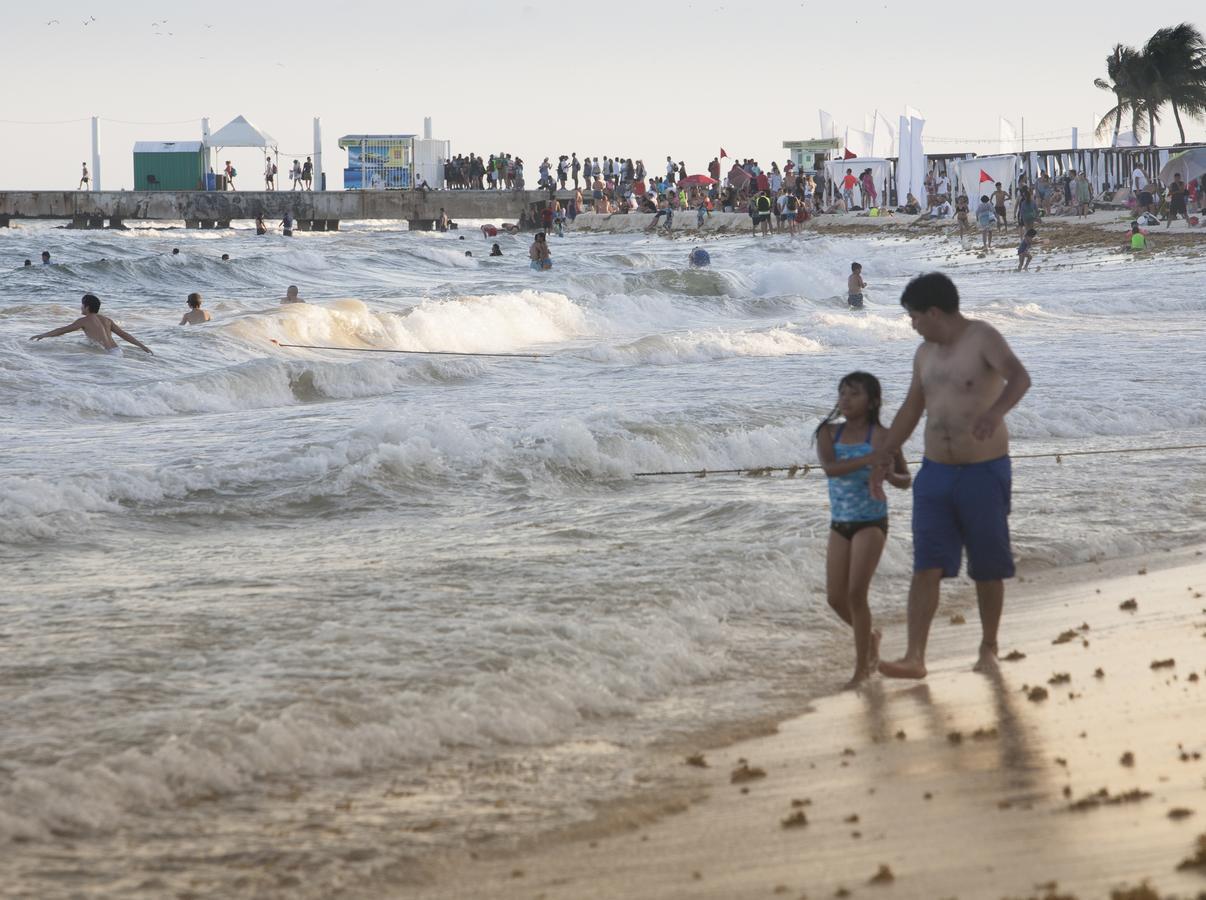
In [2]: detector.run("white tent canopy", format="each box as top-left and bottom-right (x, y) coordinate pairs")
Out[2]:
(208, 115), (277, 150)
(824, 157), (892, 209)
(952, 154), (1019, 200)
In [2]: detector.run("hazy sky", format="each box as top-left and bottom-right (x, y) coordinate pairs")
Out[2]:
(2, 1), (1204, 190)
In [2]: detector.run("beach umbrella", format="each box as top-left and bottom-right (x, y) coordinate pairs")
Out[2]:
(678, 174), (718, 187)
(1159, 147), (1206, 186)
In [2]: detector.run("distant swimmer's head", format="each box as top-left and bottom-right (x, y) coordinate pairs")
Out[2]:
(286, 285), (299, 300)
(41, 251), (50, 263)
(221, 253), (230, 261)
(81, 294), (101, 314)
(851, 262), (862, 273)
(900, 273), (959, 338)
(465, 250), (472, 257)
(172, 248), (180, 255)
(23, 259), (31, 267)
(689, 248), (710, 267)
(187, 293), (202, 308)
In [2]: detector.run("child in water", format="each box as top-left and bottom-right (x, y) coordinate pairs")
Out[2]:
(815, 372), (911, 687)
(1017, 227), (1038, 271)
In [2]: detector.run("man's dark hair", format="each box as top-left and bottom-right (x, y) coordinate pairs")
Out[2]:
(41, 250), (50, 260)
(900, 273), (959, 314)
(187, 292), (202, 307)
(82, 293), (101, 313)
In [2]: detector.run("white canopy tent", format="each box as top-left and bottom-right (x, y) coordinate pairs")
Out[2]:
(206, 115), (279, 187)
(952, 154), (1020, 201)
(823, 157), (892, 209)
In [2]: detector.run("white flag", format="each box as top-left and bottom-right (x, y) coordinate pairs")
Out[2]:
(819, 110), (835, 140)
(999, 117), (1017, 154)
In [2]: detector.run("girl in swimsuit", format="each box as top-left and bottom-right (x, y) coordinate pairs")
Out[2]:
(815, 372), (911, 687)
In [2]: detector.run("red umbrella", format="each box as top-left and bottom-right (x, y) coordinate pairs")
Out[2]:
(678, 174), (718, 186)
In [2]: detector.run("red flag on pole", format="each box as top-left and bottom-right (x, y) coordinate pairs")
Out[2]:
(843, 148), (857, 159)
(978, 169), (994, 184)
(720, 148), (728, 158)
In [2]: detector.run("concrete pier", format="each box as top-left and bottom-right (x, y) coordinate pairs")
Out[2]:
(0, 190), (570, 229)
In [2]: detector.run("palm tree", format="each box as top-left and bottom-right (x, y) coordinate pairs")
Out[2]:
(1094, 44), (1148, 145)
(1142, 23), (1206, 144)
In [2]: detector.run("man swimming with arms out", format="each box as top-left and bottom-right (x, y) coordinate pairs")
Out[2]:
(30, 293), (152, 356)
(867, 272), (1030, 677)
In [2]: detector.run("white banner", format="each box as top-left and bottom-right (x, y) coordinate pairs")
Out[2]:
(910, 116), (927, 209)
(819, 110), (835, 140)
(897, 116), (912, 207)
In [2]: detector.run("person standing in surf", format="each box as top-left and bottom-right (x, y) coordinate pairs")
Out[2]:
(816, 372), (911, 687)
(528, 233), (552, 271)
(868, 273), (1031, 678)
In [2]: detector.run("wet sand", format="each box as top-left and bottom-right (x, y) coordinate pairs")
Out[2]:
(403, 546), (1206, 899)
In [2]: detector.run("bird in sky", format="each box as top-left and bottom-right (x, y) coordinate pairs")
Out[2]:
(46, 18), (60, 25)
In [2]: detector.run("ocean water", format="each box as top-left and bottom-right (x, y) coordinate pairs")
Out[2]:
(2, 220), (1205, 898)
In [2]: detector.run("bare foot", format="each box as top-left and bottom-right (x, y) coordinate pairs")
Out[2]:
(868, 629), (882, 670)
(878, 657), (927, 680)
(973, 645), (999, 674)
(844, 668), (873, 691)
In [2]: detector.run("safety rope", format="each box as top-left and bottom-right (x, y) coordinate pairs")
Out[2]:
(633, 442), (1206, 478)
(270, 340), (543, 359)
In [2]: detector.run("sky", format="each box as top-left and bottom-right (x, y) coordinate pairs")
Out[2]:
(2, 1), (1204, 191)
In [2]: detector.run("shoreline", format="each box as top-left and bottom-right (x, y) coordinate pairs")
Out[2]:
(568, 207), (1206, 253)
(400, 543), (1206, 899)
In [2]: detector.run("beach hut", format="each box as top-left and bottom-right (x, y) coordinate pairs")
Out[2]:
(132, 141), (207, 190)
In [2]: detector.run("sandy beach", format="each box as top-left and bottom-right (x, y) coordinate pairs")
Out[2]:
(404, 546), (1206, 900)
(570, 208), (1206, 255)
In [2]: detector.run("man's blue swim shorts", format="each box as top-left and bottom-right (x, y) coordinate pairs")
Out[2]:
(912, 456), (1015, 581)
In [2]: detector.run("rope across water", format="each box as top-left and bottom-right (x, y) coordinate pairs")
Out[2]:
(632, 443), (1206, 478)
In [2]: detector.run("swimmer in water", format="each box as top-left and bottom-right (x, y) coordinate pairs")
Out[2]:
(281, 285), (306, 304)
(689, 247), (711, 267)
(180, 292), (211, 325)
(30, 293), (152, 355)
(490, 243), (503, 257)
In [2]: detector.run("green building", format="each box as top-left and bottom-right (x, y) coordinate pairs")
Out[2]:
(133, 141), (207, 191)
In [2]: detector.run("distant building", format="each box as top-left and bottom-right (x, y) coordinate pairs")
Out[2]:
(133, 141), (207, 190)
(782, 138), (842, 172)
(338, 133), (450, 190)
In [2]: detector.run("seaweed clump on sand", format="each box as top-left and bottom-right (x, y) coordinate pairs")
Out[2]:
(684, 753), (708, 768)
(1176, 832), (1206, 871)
(1001, 880), (1079, 900)
(729, 760), (766, 784)
(1108, 882), (1161, 900)
(868, 864), (894, 884)
(780, 810), (808, 829)
(1067, 787), (1152, 812)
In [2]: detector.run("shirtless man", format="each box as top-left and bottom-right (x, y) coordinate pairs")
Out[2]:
(867, 273), (1030, 677)
(281, 285), (306, 304)
(30, 293), (152, 355)
(180, 292), (211, 324)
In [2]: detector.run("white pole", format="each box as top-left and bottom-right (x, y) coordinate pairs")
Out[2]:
(1071, 127), (1078, 150)
(91, 116), (101, 191)
(313, 117), (323, 192)
(201, 117), (212, 177)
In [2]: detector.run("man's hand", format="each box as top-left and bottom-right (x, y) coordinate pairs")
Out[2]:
(972, 410), (1004, 441)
